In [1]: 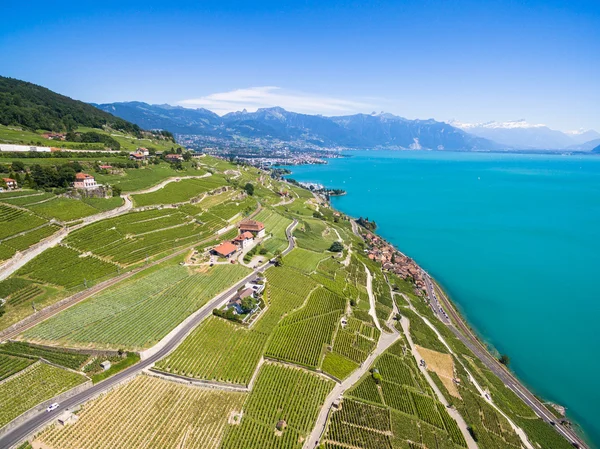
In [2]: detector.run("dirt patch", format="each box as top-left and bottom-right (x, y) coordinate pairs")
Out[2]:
(416, 345), (461, 399)
(228, 410), (243, 425)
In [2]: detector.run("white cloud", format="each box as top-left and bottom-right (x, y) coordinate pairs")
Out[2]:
(178, 86), (374, 116)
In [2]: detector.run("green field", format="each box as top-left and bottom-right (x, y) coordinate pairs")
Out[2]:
(27, 196), (117, 222)
(14, 245), (119, 289)
(22, 264), (251, 349)
(131, 175), (227, 206)
(155, 316), (268, 385)
(221, 362), (334, 449)
(265, 287), (345, 368)
(64, 208), (215, 265)
(0, 362), (87, 428)
(0, 353), (34, 381)
(321, 351), (359, 380)
(0, 203), (48, 240)
(283, 247), (327, 273)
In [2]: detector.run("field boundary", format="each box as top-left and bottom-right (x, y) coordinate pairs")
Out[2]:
(145, 368), (249, 392)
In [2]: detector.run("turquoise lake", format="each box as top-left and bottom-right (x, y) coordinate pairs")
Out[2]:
(284, 150), (600, 447)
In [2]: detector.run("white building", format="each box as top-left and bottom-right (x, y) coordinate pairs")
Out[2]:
(73, 173), (97, 189)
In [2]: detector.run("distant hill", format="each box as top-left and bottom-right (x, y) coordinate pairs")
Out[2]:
(0, 76), (141, 135)
(95, 102), (497, 151)
(593, 143), (600, 153)
(451, 119), (600, 150)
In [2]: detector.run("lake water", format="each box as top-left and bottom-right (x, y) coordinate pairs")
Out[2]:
(284, 150), (600, 447)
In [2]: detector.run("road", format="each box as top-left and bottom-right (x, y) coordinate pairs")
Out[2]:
(303, 305), (401, 448)
(422, 274), (588, 449)
(0, 218), (298, 449)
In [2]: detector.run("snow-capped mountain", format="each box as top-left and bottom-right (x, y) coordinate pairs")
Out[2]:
(450, 120), (599, 150)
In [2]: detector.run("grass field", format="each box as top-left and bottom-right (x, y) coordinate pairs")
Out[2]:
(131, 175), (226, 206)
(221, 362), (334, 449)
(294, 218), (337, 252)
(156, 316), (268, 385)
(22, 264), (251, 349)
(94, 163), (205, 192)
(34, 374), (246, 449)
(0, 362), (87, 428)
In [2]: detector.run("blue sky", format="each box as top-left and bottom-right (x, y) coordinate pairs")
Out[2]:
(1, 0), (598, 131)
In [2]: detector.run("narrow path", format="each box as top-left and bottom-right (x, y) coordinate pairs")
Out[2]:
(0, 219), (298, 449)
(364, 264), (381, 331)
(303, 314), (400, 448)
(399, 316), (479, 449)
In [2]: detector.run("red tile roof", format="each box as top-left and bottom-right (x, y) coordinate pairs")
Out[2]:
(239, 220), (265, 232)
(3, 178), (16, 183)
(214, 241), (237, 257)
(75, 173), (94, 180)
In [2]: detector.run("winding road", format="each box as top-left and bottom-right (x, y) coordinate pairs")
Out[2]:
(0, 219), (298, 449)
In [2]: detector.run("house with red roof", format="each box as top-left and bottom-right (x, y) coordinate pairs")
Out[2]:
(233, 231), (255, 249)
(73, 173), (97, 189)
(213, 241), (238, 258)
(238, 220), (266, 238)
(2, 178), (17, 190)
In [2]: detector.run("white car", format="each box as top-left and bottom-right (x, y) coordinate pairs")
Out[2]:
(46, 403), (59, 412)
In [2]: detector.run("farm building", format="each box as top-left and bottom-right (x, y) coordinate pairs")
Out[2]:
(73, 173), (97, 189)
(233, 231), (254, 249)
(129, 152), (145, 161)
(238, 219), (266, 238)
(165, 154), (184, 162)
(213, 241), (238, 258)
(2, 178), (17, 190)
(137, 147), (150, 156)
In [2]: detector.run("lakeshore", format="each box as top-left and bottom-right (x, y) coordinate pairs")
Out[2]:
(283, 149), (600, 448)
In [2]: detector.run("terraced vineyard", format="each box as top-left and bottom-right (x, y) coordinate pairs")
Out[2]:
(325, 399), (393, 449)
(22, 264), (251, 349)
(14, 245), (119, 288)
(283, 247), (327, 273)
(27, 197), (119, 222)
(156, 316), (268, 385)
(253, 208), (293, 255)
(0, 341), (90, 370)
(265, 288), (345, 368)
(34, 374), (245, 449)
(65, 208), (214, 265)
(221, 362), (334, 449)
(132, 175), (227, 206)
(0, 362), (87, 428)
(0, 353), (34, 381)
(0, 203), (47, 240)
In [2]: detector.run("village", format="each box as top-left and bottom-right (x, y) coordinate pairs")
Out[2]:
(362, 229), (427, 292)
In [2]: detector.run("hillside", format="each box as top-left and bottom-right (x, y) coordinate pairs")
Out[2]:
(95, 102), (498, 151)
(0, 77), (141, 134)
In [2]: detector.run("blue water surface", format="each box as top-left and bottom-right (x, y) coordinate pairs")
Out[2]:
(285, 150), (600, 446)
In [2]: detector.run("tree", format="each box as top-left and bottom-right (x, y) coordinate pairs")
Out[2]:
(112, 185), (122, 197)
(244, 183), (255, 196)
(11, 161), (25, 172)
(312, 211), (323, 219)
(274, 255), (284, 267)
(240, 297), (257, 314)
(329, 241), (344, 252)
(498, 354), (510, 366)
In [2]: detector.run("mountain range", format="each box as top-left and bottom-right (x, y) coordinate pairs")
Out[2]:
(94, 102), (497, 151)
(450, 119), (600, 150)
